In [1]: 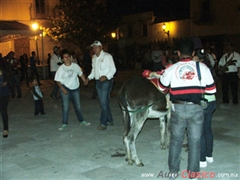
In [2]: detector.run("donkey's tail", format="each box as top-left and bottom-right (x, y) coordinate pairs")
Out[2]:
(117, 93), (131, 136)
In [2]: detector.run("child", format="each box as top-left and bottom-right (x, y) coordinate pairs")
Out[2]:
(30, 77), (45, 115)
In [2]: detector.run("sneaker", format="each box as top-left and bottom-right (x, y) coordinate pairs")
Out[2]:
(97, 124), (107, 130)
(80, 121), (91, 126)
(59, 124), (68, 130)
(206, 156), (214, 163)
(189, 178), (198, 180)
(107, 122), (114, 126)
(200, 161), (207, 168)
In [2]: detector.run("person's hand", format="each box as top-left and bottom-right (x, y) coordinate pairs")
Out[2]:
(61, 87), (68, 95)
(84, 79), (89, 86)
(100, 76), (107, 82)
(3, 82), (7, 86)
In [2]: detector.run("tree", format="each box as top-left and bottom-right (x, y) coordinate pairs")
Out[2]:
(47, 0), (119, 50)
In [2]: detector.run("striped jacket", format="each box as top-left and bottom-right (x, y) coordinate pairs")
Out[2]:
(159, 58), (216, 104)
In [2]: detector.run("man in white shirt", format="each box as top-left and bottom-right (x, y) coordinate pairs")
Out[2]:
(87, 41), (116, 130)
(218, 43), (240, 104)
(50, 46), (62, 99)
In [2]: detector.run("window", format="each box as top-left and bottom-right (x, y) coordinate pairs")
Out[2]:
(128, 25), (133, 38)
(35, 0), (45, 14)
(142, 24), (148, 37)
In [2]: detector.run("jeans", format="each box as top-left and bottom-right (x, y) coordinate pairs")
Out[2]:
(59, 86), (84, 124)
(34, 100), (45, 115)
(51, 72), (59, 97)
(0, 95), (9, 130)
(200, 101), (216, 161)
(168, 103), (204, 177)
(95, 79), (113, 126)
(9, 75), (22, 97)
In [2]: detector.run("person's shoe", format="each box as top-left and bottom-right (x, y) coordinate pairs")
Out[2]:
(189, 178), (198, 180)
(97, 124), (107, 130)
(59, 124), (68, 131)
(200, 161), (207, 168)
(41, 112), (46, 115)
(107, 122), (114, 126)
(206, 156), (214, 163)
(34, 113), (39, 116)
(50, 95), (57, 100)
(80, 121), (91, 126)
(3, 130), (8, 138)
(17, 95), (22, 98)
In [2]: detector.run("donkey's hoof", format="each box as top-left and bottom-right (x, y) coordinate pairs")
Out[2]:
(127, 161), (133, 166)
(137, 162), (144, 167)
(160, 145), (166, 150)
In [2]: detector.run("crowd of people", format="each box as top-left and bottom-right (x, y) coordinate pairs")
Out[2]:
(0, 38), (239, 180)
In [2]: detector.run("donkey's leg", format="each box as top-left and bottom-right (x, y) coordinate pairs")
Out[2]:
(159, 115), (167, 149)
(129, 113), (147, 166)
(122, 111), (132, 165)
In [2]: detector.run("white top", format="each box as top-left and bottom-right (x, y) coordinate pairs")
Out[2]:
(50, 53), (62, 72)
(152, 50), (163, 63)
(207, 53), (215, 67)
(32, 86), (43, 101)
(88, 50), (116, 80)
(54, 63), (83, 90)
(218, 51), (240, 73)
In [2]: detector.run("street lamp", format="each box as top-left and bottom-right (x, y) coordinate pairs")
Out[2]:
(31, 22), (46, 79)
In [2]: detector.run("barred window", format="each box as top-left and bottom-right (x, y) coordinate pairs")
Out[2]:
(35, 0), (45, 14)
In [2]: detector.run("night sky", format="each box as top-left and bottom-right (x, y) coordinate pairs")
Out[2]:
(107, 0), (190, 19)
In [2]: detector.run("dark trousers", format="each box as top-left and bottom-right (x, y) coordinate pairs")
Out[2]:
(34, 100), (45, 115)
(0, 95), (9, 130)
(221, 72), (238, 104)
(51, 72), (59, 97)
(200, 100), (216, 161)
(153, 62), (164, 71)
(9, 75), (22, 98)
(30, 69), (40, 84)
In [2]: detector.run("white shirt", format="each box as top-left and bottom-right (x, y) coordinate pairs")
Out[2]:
(50, 53), (62, 72)
(207, 53), (215, 67)
(88, 50), (116, 80)
(218, 52), (240, 73)
(54, 63), (83, 90)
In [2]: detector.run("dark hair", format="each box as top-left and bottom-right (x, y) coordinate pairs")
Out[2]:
(194, 48), (211, 68)
(194, 48), (207, 60)
(29, 76), (37, 83)
(61, 49), (70, 59)
(176, 38), (194, 56)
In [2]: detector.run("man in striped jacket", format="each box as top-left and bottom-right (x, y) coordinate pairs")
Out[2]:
(159, 38), (216, 180)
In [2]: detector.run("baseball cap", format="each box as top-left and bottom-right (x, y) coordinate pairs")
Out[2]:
(91, 40), (102, 47)
(53, 46), (60, 52)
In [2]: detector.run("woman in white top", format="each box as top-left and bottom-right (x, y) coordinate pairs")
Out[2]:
(55, 50), (90, 130)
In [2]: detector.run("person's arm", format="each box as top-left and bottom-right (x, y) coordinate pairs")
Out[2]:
(56, 81), (68, 95)
(103, 54), (116, 81)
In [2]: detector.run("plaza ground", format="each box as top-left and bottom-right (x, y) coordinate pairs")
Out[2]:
(0, 70), (239, 180)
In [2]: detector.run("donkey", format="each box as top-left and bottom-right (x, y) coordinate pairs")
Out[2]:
(117, 76), (171, 166)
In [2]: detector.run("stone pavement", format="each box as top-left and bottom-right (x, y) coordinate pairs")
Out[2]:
(0, 70), (239, 180)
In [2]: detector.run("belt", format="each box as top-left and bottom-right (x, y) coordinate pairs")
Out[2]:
(172, 100), (196, 105)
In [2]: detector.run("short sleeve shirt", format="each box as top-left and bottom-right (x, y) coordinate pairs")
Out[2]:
(54, 63), (83, 90)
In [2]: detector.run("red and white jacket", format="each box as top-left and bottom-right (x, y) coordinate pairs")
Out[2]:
(159, 58), (216, 104)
